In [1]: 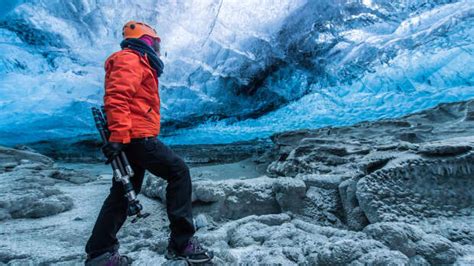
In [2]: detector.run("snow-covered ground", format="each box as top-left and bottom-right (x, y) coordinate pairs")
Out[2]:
(0, 162), (166, 264)
(0, 158), (265, 265)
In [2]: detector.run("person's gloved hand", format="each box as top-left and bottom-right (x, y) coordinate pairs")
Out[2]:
(102, 142), (124, 164)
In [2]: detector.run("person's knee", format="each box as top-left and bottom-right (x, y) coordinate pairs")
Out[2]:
(104, 193), (128, 206)
(174, 157), (189, 173)
(171, 156), (190, 178)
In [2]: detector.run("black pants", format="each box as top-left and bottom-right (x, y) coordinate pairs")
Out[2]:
(85, 138), (195, 258)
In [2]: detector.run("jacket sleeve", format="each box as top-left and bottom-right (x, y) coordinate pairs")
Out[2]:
(104, 52), (142, 144)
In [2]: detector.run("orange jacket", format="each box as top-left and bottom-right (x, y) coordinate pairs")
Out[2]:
(104, 48), (160, 143)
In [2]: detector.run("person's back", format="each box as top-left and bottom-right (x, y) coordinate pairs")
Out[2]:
(84, 21), (213, 266)
(104, 48), (161, 143)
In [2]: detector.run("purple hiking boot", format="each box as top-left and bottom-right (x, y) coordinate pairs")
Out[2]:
(165, 237), (214, 263)
(85, 251), (131, 266)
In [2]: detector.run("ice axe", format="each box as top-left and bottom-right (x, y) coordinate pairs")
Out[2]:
(91, 106), (150, 223)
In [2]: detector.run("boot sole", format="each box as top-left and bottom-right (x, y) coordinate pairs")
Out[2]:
(165, 255), (213, 264)
(186, 257), (213, 263)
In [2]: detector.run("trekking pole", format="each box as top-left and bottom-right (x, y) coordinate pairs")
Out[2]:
(91, 107), (150, 223)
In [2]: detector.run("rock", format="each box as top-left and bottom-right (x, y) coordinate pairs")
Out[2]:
(357, 152), (474, 223)
(267, 100), (474, 231)
(0, 146), (53, 172)
(170, 139), (273, 165)
(196, 213), (399, 265)
(364, 222), (425, 257)
(142, 173), (166, 200)
(364, 222), (463, 264)
(415, 234), (461, 264)
(200, 213), (293, 246)
(267, 156), (300, 177)
(0, 208), (11, 220)
(339, 179), (369, 230)
(192, 177), (279, 220)
(361, 156), (393, 175)
(351, 250), (409, 265)
(408, 255), (430, 266)
(0, 169), (74, 220)
(316, 239), (387, 265)
(344, 206), (369, 231)
(273, 177), (306, 213)
(302, 186), (343, 226)
(47, 168), (98, 184)
(193, 214), (210, 230)
(238, 248), (295, 265)
(252, 213), (293, 226)
(21, 136), (103, 163)
(397, 132), (424, 143)
(0, 162), (18, 172)
(418, 143), (472, 156)
(268, 143), (354, 177)
(0, 249), (30, 264)
(420, 216), (474, 245)
(4, 186), (74, 219)
(145, 173), (346, 225)
(296, 173), (344, 189)
(464, 100), (474, 121)
(144, 175), (308, 221)
(14, 162), (49, 171)
(0, 148), (74, 220)
(456, 252), (474, 266)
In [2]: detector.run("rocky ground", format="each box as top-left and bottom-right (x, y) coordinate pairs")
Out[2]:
(1, 100), (473, 265)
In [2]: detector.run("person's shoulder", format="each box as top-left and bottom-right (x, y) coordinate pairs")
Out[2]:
(107, 49), (140, 60)
(105, 49), (141, 67)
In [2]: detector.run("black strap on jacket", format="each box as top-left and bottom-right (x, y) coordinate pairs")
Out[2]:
(120, 38), (164, 78)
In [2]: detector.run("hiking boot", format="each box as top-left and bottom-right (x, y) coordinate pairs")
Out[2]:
(85, 251), (131, 266)
(165, 237), (214, 263)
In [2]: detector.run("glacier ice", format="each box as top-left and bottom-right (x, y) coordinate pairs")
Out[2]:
(0, 0), (473, 145)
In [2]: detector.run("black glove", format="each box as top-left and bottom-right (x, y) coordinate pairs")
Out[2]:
(102, 142), (124, 164)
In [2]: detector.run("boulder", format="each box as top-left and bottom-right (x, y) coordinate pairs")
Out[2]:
(0, 169), (74, 220)
(143, 175), (307, 220)
(47, 168), (98, 184)
(351, 250), (409, 266)
(0, 148), (74, 220)
(357, 153), (474, 223)
(196, 213), (402, 265)
(315, 239), (388, 265)
(0, 146), (53, 173)
(296, 173), (344, 189)
(339, 179), (369, 230)
(364, 222), (463, 264)
(302, 186), (343, 226)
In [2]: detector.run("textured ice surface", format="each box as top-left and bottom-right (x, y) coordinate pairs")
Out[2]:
(268, 99), (474, 233)
(0, 0), (473, 145)
(1, 100), (474, 264)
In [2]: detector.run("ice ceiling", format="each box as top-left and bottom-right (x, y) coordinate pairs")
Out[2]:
(0, 0), (473, 145)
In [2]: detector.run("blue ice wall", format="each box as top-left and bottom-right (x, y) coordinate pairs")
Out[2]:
(0, 0), (473, 145)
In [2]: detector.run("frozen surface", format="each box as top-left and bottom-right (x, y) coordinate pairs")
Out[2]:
(0, 0), (473, 145)
(1, 100), (474, 264)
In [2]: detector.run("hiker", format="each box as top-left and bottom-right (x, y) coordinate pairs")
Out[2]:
(84, 21), (213, 265)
